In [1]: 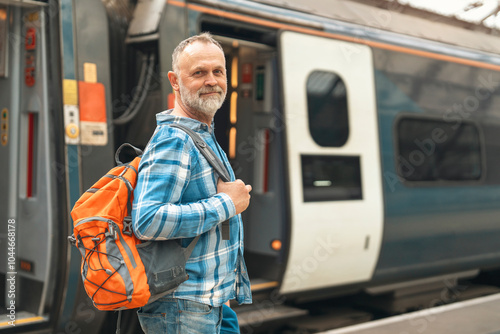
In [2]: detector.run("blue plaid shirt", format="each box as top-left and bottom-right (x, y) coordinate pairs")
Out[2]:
(132, 110), (252, 307)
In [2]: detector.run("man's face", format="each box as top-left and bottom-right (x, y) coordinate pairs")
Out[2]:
(176, 41), (227, 119)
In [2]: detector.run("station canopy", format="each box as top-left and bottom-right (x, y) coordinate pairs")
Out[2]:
(252, 0), (500, 54)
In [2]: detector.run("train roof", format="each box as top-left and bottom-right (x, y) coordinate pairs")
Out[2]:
(195, 0), (500, 57)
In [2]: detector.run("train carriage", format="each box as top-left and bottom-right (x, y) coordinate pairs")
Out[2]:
(1, 0), (500, 332)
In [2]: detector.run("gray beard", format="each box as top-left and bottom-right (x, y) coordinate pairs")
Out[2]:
(179, 82), (227, 119)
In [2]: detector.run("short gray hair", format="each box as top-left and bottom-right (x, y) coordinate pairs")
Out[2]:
(172, 32), (224, 73)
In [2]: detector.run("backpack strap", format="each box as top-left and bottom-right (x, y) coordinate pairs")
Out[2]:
(169, 123), (231, 182)
(183, 235), (201, 261)
(114, 143), (143, 236)
(169, 123), (232, 240)
(115, 143), (143, 165)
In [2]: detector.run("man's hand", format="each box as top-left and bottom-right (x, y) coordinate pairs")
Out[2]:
(217, 179), (252, 215)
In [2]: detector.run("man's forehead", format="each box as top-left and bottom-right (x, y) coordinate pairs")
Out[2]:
(179, 41), (225, 66)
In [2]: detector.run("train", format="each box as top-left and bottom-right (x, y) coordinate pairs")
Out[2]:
(1, 0), (500, 332)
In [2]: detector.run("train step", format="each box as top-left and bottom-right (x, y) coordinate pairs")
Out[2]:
(359, 282), (500, 315)
(286, 307), (373, 333)
(235, 303), (309, 329)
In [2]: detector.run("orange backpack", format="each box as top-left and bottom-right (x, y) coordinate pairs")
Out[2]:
(69, 123), (230, 311)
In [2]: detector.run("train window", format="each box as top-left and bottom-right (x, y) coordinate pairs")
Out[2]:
(302, 155), (362, 202)
(396, 117), (482, 182)
(306, 71), (349, 147)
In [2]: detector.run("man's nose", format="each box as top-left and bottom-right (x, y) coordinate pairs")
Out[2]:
(205, 72), (217, 86)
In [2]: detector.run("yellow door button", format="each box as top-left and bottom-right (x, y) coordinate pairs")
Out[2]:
(66, 123), (79, 139)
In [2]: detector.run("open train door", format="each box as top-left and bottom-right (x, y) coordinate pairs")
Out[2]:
(279, 31), (384, 294)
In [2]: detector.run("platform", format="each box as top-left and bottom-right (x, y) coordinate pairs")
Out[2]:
(321, 293), (500, 334)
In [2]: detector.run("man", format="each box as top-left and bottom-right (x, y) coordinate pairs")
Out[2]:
(132, 33), (252, 333)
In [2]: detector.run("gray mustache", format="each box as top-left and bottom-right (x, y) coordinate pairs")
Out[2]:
(198, 87), (223, 94)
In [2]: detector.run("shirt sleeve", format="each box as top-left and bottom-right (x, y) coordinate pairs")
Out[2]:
(132, 129), (236, 240)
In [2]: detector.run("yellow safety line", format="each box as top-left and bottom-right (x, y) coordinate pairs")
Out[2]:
(251, 281), (279, 291)
(0, 316), (46, 327)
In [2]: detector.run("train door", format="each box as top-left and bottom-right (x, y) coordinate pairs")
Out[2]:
(213, 37), (287, 286)
(0, 2), (63, 330)
(279, 31), (384, 294)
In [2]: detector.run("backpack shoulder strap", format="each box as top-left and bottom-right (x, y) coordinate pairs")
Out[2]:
(170, 123), (232, 240)
(169, 123), (231, 182)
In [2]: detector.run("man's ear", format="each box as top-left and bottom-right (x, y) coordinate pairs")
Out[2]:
(168, 71), (180, 92)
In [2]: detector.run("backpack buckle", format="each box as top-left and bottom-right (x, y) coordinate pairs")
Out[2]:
(123, 216), (133, 236)
(106, 222), (118, 240)
(68, 234), (76, 245)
